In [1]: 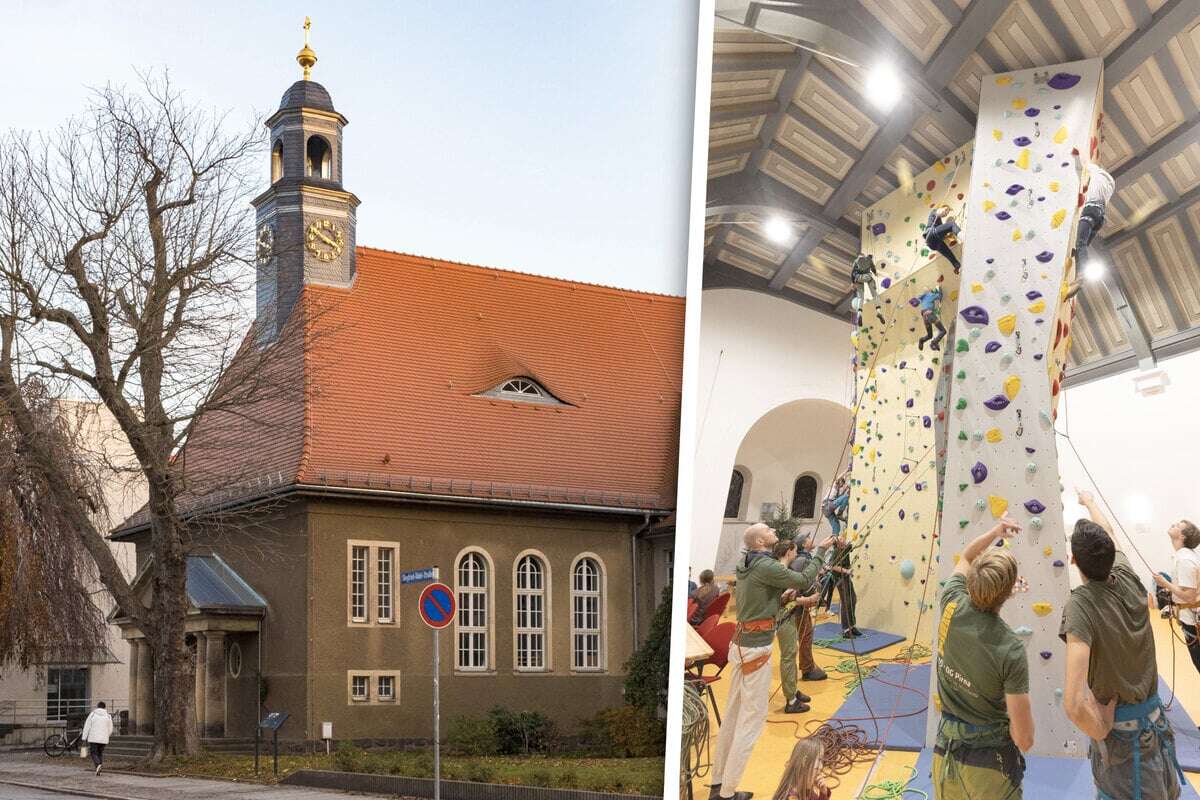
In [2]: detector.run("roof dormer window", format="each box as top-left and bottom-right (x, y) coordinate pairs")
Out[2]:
(478, 377), (565, 406)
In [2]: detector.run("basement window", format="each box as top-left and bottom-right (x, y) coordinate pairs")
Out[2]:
(477, 377), (566, 406)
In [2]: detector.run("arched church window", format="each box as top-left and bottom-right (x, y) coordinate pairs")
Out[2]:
(792, 474), (819, 520)
(724, 468), (746, 519)
(306, 135), (332, 179)
(271, 140), (284, 183)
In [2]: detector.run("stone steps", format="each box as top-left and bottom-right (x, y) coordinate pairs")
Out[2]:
(102, 735), (258, 759)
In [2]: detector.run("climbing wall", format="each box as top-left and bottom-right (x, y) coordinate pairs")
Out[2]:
(845, 148), (971, 644)
(927, 59), (1103, 758)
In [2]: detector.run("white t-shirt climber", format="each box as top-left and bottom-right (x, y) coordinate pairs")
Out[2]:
(1085, 166), (1115, 206)
(1174, 547), (1200, 627)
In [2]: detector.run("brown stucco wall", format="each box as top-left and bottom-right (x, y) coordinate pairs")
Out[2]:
(303, 497), (652, 741)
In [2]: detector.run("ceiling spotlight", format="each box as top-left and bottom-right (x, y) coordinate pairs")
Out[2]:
(865, 62), (903, 113)
(1082, 259), (1106, 281)
(1132, 369), (1169, 397)
(764, 216), (791, 244)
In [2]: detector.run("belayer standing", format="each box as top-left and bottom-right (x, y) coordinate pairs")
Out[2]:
(933, 516), (1033, 799)
(1062, 490), (1185, 800)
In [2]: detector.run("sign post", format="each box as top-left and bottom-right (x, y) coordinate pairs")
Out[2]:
(416, 570), (454, 800)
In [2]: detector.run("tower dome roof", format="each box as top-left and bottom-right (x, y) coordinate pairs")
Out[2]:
(279, 80), (335, 112)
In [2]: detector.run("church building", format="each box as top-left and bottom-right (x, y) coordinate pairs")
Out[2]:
(110, 35), (682, 742)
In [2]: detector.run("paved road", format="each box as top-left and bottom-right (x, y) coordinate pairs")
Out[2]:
(0, 755), (389, 800)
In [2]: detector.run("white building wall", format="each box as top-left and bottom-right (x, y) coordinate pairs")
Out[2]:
(688, 288), (853, 570)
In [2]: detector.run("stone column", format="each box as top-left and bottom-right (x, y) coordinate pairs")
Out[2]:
(194, 633), (207, 735)
(203, 631), (226, 738)
(126, 639), (138, 735)
(134, 639), (154, 736)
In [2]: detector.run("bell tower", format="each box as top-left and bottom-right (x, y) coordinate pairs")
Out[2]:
(252, 17), (360, 340)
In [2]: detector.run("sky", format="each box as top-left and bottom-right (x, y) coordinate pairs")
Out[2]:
(8, 1), (700, 296)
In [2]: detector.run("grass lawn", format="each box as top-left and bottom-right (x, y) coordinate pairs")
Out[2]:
(137, 750), (665, 795)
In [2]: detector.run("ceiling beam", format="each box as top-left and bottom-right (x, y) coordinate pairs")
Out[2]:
(1092, 242), (1156, 370)
(710, 98), (781, 122)
(712, 53), (797, 73)
(747, 52), (814, 174)
(703, 258), (846, 321)
(768, 225), (835, 289)
(1102, 181), (1200, 250)
(709, 138), (761, 160)
(1104, 0), (1195, 90)
(1063, 326), (1200, 389)
(1112, 113), (1200, 189)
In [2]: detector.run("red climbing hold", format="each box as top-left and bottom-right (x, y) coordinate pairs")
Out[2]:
(926, 180), (936, 191)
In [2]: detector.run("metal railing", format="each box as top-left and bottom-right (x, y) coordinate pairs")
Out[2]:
(0, 698), (128, 744)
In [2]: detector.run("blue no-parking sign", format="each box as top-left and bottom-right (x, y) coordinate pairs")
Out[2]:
(418, 582), (456, 630)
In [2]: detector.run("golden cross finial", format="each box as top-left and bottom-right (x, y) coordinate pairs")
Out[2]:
(297, 16), (317, 80)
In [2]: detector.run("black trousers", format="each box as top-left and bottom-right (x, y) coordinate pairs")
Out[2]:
(89, 742), (105, 766)
(837, 576), (857, 631)
(926, 222), (961, 272)
(1075, 202), (1105, 268)
(918, 311), (946, 350)
(1182, 622), (1200, 676)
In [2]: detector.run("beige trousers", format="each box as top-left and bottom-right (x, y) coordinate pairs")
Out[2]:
(710, 642), (773, 798)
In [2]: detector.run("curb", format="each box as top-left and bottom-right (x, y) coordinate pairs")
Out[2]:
(0, 776), (147, 800)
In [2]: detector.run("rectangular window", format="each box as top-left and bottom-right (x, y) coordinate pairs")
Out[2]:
(45, 667), (89, 722)
(350, 546), (368, 622)
(572, 559), (603, 671)
(377, 675), (394, 701)
(377, 548), (393, 623)
(350, 674), (369, 702)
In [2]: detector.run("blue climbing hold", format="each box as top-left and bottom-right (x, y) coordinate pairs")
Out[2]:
(984, 394), (1010, 411)
(899, 559), (915, 580)
(960, 306), (989, 325)
(985, 341), (1001, 353)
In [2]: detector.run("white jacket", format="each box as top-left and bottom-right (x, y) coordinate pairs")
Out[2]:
(81, 708), (113, 744)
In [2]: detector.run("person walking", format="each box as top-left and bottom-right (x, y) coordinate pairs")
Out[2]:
(81, 701), (113, 775)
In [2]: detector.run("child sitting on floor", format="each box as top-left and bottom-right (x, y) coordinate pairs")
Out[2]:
(771, 737), (830, 800)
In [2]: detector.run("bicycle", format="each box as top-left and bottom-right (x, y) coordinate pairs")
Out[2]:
(43, 727), (83, 757)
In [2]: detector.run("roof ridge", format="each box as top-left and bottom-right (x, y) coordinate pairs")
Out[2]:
(355, 245), (685, 301)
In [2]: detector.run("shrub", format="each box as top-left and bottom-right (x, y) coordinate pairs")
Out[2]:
(487, 706), (558, 755)
(623, 583), (672, 712)
(525, 767), (554, 788)
(581, 705), (666, 757)
(556, 767), (580, 788)
(410, 751), (434, 778)
(460, 761), (498, 784)
(331, 744), (367, 773)
(447, 714), (500, 756)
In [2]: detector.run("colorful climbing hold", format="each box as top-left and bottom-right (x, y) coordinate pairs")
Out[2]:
(1032, 602), (1053, 616)
(960, 306), (989, 325)
(998, 314), (1016, 336)
(1004, 376), (1022, 400)
(1013, 626), (1033, 636)
(1025, 499), (1047, 514)
(899, 560), (915, 580)
(1048, 72), (1081, 90)
(986, 428), (1003, 443)
(984, 394), (1011, 411)
(985, 341), (1001, 354)
(1053, 126), (1068, 144)
(989, 495), (1008, 518)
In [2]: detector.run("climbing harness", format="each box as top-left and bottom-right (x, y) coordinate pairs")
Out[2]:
(1095, 694), (1186, 800)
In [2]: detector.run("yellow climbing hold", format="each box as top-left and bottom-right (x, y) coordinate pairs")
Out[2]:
(1004, 376), (1021, 400)
(1049, 180), (1060, 192)
(989, 495), (1009, 519)
(949, 290), (959, 302)
(986, 428), (1003, 443)
(1044, 546), (1053, 557)
(933, 160), (946, 173)
(952, 554), (961, 564)
(1015, 149), (1030, 170)
(983, 199), (996, 213)
(1012, 229), (1023, 241)
(853, 444), (863, 455)
(1029, 299), (1046, 313)
(971, 282), (984, 294)
(1033, 602), (1053, 617)
(1053, 126), (1068, 144)
(995, 76), (1013, 86)
(869, 449), (877, 464)
(998, 314), (1016, 335)
(1012, 98), (1027, 110)
(1051, 209), (1067, 229)
(992, 129), (1003, 141)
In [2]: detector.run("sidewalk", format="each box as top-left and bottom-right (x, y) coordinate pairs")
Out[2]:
(0, 755), (399, 800)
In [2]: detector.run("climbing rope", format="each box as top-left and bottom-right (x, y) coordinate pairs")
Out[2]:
(859, 767), (928, 799)
(680, 680), (711, 794)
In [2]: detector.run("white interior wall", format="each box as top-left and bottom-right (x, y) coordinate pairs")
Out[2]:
(1056, 349), (1200, 587)
(689, 288), (853, 570)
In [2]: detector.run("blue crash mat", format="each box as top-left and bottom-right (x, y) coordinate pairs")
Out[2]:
(829, 661), (929, 751)
(812, 621), (906, 654)
(1162, 676), (1200, 772)
(907, 746), (1200, 797)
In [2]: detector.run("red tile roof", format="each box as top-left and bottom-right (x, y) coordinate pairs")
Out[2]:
(146, 247), (684, 522)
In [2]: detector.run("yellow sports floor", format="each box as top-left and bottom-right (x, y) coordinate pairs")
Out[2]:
(686, 608), (1200, 799)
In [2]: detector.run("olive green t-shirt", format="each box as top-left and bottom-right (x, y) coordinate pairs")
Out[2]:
(936, 574), (1029, 725)
(1058, 552), (1156, 705)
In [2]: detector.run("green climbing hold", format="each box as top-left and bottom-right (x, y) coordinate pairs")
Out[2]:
(956, 370), (966, 380)
(958, 483), (968, 491)
(958, 431), (968, 440)
(956, 339), (969, 352)
(959, 520), (969, 528)
(955, 398), (967, 410)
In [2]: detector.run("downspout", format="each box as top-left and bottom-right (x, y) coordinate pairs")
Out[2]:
(631, 512), (652, 649)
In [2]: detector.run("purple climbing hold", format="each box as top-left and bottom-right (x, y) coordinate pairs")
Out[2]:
(1024, 108), (1040, 117)
(1053, 559), (1065, 567)
(925, 368), (934, 380)
(1048, 72), (1081, 90)
(900, 464), (910, 474)
(1014, 136), (1032, 146)
(899, 509), (906, 520)
(906, 398), (914, 408)
(1053, 105), (1061, 110)
(995, 211), (1012, 221)
(899, 361), (907, 369)
(1025, 499), (1047, 514)
(960, 306), (989, 325)
(923, 416), (932, 428)
(1006, 184), (1025, 195)
(985, 341), (1002, 353)
(881, 277), (892, 289)
(1034, 353), (1044, 360)
(1035, 251), (1054, 263)
(1040, 651), (1053, 660)
(1025, 447), (1036, 454)
(871, 223), (887, 236)
(1026, 290), (1043, 301)
(986, 258), (995, 264)
(971, 462), (988, 484)
(984, 394), (1011, 411)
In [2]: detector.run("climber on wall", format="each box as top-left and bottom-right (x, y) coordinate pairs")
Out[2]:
(1062, 490), (1185, 800)
(709, 523), (838, 800)
(820, 471), (851, 535)
(924, 204), (962, 273)
(915, 286), (947, 351)
(771, 539), (821, 714)
(933, 515), (1034, 800)
(1074, 162), (1115, 273)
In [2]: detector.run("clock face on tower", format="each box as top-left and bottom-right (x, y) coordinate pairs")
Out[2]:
(305, 218), (345, 262)
(256, 224), (275, 266)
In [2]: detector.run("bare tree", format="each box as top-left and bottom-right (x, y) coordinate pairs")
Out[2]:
(0, 73), (309, 758)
